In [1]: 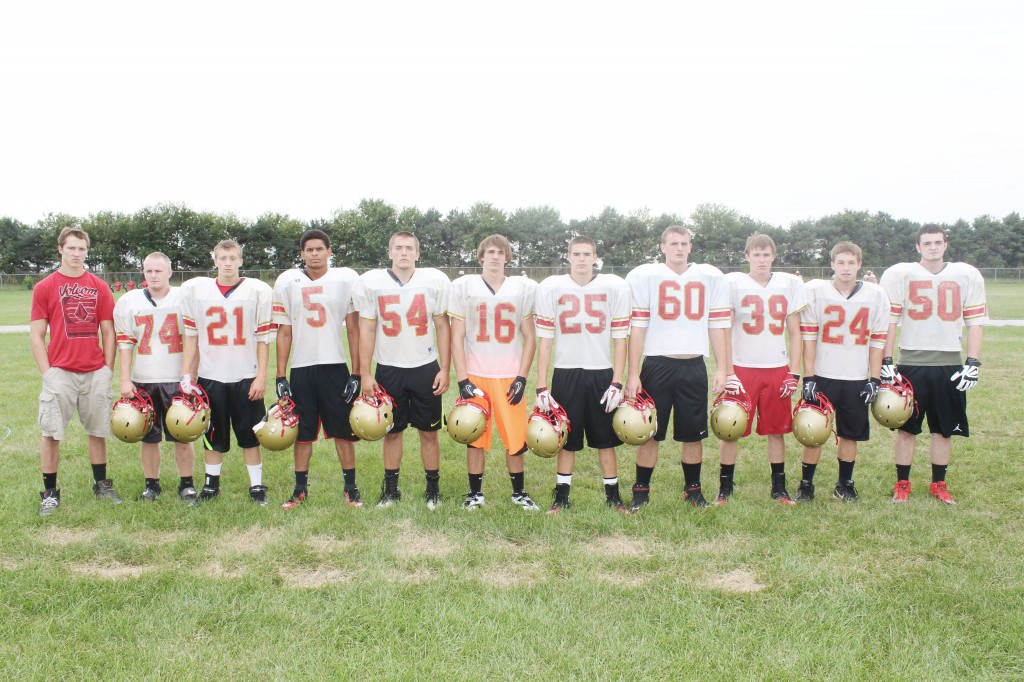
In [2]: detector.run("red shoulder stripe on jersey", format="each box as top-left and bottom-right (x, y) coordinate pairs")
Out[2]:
(535, 317), (555, 330)
(116, 333), (136, 345)
(610, 319), (630, 329)
(182, 317), (197, 330)
(708, 310), (731, 320)
(255, 323), (275, 334)
(272, 304), (287, 314)
(963, 305), (987, 318)
(889, 304), (903, 315)
(799, 324), (818, 332)
(631, 310), (651, 320)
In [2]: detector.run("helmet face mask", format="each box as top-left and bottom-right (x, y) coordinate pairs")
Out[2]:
(446, 396), (490, 445)
(871, 376), (915, 429)
(349, 387), (395, 441)
(526, 403), (570, 458)
(110, 388), (156, 443)
(165, 385), (212, 443)
(709, 392), (752, 442)
(792, 394), (835, 448)
(612, 390), (657, 446)
(254, 397), (300, 451)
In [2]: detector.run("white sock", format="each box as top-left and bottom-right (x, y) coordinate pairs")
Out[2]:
(557, 473), (573, 486)
(206, 463), (222, 476)
(247, 464), (263, 486)
(603, 477), (618, 486)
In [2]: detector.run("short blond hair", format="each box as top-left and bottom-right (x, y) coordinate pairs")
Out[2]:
(213, 239), (242, 256)
(661, 225), (693, 243)
(388, 231), (420, 251)
(830, 241), (862, 263)
(745, 233), (776, 256)
(58, 226), (90, 248)
(477, 234), (512, 264)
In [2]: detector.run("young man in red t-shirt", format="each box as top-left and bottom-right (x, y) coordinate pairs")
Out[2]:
(29, 226), (120, 516)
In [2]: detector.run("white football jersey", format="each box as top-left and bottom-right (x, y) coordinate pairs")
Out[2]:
(535, 273), (630, 370)
(353, 268), (450, 368)
(181, 277), (274, 382)
(273, 267), (358, 369)
(726, 271), (807, 369)
(800, 279), (890, 380)
(626, 262), (730, 357)
(114, 287), (185, 383)
(449, 275), (536, 378)
(879, 261), (987, 352)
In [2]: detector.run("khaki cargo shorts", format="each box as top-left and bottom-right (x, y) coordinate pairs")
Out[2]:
(38, 366), (115, 440)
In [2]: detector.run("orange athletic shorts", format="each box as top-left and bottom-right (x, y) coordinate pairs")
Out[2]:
(468, 374), (527, 453)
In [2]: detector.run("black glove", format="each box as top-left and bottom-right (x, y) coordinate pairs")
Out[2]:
(458, 379), (482, 400)
(802, 376), (818, 403)
(861, 377), (881, 405)
(275, 377), (291, 399)
(341, 375), (361, 404)
(506, 376), (527, 406)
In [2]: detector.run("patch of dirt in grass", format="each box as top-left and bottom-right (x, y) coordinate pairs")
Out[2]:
(383, 567), (437, 585)
(279, 566), (352, 588)
(1, 557), (24, 570)
(476, 561), (545, 587)
(307, 535), (356, 554)
(201, 561), (245, 579)
(394, 520), (457, 559)
(594, 570), (651, 588)
(217, 527), (280, 554)
(583, 534), (650, 558)
(69, 561), (151, 580)
(40, 527), (101, 546)
(704, 567), (765, 593)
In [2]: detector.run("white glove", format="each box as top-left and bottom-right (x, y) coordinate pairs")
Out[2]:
(535, 388), (560, 412)
(600, 383), (623, 413)
(779, 373), (799, 399)
(881, 357), (901, 383)
(950, 358), (981, 391)
(725, 374), (744, 396)
(180, 374), (197, 395)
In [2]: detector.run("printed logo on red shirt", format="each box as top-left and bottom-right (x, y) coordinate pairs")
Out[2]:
(59, 282), (100, 338)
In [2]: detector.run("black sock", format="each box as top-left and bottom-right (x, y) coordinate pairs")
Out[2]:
(205, 474), (220, 489)
(509, 472), (525, 495)
(801, 462), (817, 482)
(635, 465), (654, 488)
(145, 478), (160, 489)
(425, 469), (440, 492)
(719, 464), (735, 484)
(343, 468), (356, 487)
(469, 473), (483, 495)
(896, 464), (911, 481)
(43, 472), (58, 490)
(179, 476), (194, 490)
(838, 459), (856, 484)
(604, 482), (620, 500)
(682, 462), (702, 489)
(295, 470), (309, 489)
(770, 462), (785, 477)
(91, 463), (107, 482)
(931, 464), (947, 483)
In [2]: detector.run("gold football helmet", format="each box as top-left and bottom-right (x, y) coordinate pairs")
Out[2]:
(446, 396), (490, 445)
(349, 387), (395, 441)
(871, 375), (915, 429)
(612, 390), (658, 446)
(165, 385), (211, 443)
(254, 397), (300, 451)
(110, 388), (156, 443)
(792, 394), (835, 448)
(526, 404), (570, 458)
(709, 391), (752, 443)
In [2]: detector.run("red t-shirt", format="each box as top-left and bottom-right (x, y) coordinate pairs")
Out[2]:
(30, 270), (115, 373)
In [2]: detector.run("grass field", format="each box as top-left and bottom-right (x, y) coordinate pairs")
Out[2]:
(1, 290), (1023, 679)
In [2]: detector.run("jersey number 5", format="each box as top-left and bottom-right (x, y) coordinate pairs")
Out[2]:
(558, 293), (606, 334)
(379, 294), (429, 337)
(907, 281), (962, 321)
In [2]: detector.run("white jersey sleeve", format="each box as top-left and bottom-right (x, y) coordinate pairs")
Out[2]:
(181, 277), (274, 382)
(800, 280), (890, 381)
(354, 268), (451, 369)
(449, 275), (536, 378)
(535, 274), (630, 370)
(273, 267), (358, 369)
(626, 263), (730, 358)
(880, 261), (988, 353)
(727, 272), (807, 369)
(114, 287), (185, 384)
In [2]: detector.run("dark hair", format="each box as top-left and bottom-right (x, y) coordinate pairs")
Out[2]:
(300, 229), (331, 251)
(917, 224), (946, 244)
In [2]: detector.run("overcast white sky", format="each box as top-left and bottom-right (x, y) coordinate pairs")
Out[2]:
(1, 0), (1021, 228)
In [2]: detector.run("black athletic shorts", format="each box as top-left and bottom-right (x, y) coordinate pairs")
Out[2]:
(290, 364), (357, 443)
(135, 381), (183, 445)
(896, 364), (969, 438)
(640, 355), (708, 443)
(199, 376), (264, 452)
(551, 367), (621, 452)
(375, 361), (443, 433)
(815, 376), (870, 442)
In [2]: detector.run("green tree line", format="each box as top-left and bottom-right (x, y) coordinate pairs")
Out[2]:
(2, 201), (1021, 273)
